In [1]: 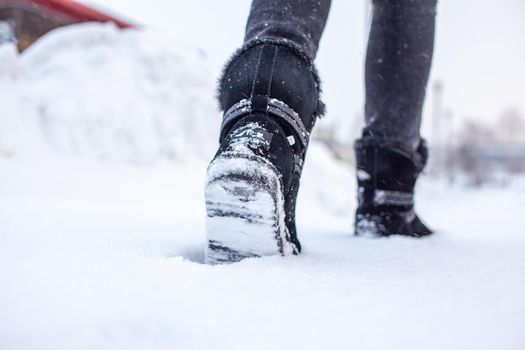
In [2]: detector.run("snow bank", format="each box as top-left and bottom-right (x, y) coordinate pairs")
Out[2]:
(0, 23), (219, 163)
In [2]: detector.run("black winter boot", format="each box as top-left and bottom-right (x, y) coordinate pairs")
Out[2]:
(205, 41), (323, 264)
(354, 141), (433, 238)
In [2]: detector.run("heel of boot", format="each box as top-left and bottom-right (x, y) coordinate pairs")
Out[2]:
(205, 153), (298, 264)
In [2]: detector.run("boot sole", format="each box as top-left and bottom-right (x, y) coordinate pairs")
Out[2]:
(354, 214), (434, 238)
(204, 153), (297, 264)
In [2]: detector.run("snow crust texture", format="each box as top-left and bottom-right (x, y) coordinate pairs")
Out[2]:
(1, 23), (525, 350)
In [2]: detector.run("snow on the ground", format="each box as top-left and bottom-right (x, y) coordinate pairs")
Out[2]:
(1, 24), (525, 350)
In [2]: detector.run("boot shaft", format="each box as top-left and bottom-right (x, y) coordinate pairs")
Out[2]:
(218, 41), (324, 134)
(355, 142), (428, 210)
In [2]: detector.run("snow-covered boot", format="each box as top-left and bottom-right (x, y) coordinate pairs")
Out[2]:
(354, 141), (433, 237)
(205, 41), (324, 264)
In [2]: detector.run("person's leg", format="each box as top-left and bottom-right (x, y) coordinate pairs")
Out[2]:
(206, 0), (331, 263)
(363, 0), (436, 154)
(355, 0), (437, 237)
(245, 0), (331, 61)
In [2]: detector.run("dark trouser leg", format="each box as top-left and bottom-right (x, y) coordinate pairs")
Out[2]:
(355, 0), (437, 237)
(245, 0), (332, 61)
(362, 0), (437, 159)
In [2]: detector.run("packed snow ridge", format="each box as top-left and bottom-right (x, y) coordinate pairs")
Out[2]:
(0, 22), (219, 163)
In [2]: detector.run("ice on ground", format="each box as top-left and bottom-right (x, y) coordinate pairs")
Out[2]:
(1, 23), (525, 350)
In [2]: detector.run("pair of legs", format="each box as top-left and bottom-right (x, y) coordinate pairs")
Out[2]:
(205, 0), (437, 263)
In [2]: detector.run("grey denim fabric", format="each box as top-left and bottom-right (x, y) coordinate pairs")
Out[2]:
(245, 0), (332, 61)
(243, 0), (437, 158)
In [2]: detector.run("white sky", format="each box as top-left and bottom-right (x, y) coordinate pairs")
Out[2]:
(83, 0), (525, 139)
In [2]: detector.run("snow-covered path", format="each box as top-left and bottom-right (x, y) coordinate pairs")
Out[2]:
(1, 148), (524, 350)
